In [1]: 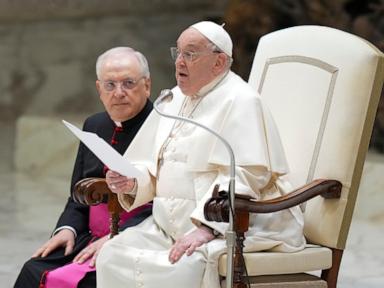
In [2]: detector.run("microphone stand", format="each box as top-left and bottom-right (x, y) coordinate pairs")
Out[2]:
(154, 89), (236, 288)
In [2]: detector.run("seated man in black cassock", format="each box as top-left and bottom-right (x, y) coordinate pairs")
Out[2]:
(14, 47), (153, 288)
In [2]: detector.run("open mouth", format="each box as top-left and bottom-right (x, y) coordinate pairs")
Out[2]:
(177, 71), (188, 77)
(178, 72), (188, 78)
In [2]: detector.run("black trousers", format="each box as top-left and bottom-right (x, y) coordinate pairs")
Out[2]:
(14, 233), (95, 288)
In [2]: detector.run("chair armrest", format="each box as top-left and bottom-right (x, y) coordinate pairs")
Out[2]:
(73, 177), (124, 237)
(73, 177), (110, 206)
(204, 179), (342, 222)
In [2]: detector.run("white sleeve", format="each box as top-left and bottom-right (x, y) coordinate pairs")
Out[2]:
(117, 164), (155, 211)
(52, 226), (77, 238)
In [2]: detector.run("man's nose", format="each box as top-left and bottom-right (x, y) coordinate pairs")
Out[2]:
(175, 54), (185, 67)
(113, 84), (126, 97)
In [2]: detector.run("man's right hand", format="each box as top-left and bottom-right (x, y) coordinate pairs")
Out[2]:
(106, 170), (136, 194)
(32, 229), (75, 258)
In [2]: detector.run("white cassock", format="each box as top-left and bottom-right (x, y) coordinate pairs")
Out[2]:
(96, 71), (306, 288)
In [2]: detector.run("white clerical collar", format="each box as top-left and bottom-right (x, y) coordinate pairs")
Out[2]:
(195, 70), (229, 98)
(114, 121), (122, 127)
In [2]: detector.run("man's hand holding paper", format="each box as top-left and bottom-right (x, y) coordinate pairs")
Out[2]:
(105, 170), (136, 194)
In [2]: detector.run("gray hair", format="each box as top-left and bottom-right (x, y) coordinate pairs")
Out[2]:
(96, 47), (150, 79)
(206, 42), (233, 70)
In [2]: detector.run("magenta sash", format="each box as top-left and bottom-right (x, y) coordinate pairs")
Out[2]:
(44, 203), (150, 288)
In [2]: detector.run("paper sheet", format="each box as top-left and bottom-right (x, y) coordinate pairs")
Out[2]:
(62, 120), (143, 178)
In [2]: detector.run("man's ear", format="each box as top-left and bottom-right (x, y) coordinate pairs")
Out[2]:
(144, 78), (151, 98)
(96, 80), (102, 95)
(213, 53), (227, 75)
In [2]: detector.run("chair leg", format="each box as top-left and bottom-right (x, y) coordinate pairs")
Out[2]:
(108, 192), (123, 238)
(109, 212), (120, 238)
(233, 211), (250, 288)
(321, 248), (343, 288)
(233, 232), (247, 288)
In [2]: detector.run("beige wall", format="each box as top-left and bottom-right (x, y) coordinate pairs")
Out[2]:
(0, 0), (228, 119)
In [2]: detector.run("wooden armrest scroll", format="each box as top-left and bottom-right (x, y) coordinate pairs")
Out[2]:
(73, 177), (109, 205)
(73, 177), (124, 238)
(204, 179), (342, 223)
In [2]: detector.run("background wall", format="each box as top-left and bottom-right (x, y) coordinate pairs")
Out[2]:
(1, 0), (383, 177)
(0, 0), (228, 174)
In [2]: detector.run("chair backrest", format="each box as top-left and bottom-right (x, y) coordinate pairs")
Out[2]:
(248, 25), (384, 250)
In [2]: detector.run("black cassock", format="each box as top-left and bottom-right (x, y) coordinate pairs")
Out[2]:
(14, 100), (153, 288)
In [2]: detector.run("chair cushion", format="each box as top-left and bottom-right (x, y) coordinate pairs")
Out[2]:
(218, 246), (332, 276)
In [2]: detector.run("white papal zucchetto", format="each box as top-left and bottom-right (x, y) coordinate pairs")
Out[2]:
(190, 21), (233, 57)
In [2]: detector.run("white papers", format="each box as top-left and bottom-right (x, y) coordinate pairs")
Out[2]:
(62, 120), (143, 178)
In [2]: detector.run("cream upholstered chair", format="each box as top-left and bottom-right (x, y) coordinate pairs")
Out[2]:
(204, 25), (384, 288)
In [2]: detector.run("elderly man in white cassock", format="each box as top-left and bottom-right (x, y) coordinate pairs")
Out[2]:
(96, 21), (306, 288)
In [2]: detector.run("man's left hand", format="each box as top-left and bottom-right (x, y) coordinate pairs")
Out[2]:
(73, 235), (109, 267)
(169, 226), (215, 264)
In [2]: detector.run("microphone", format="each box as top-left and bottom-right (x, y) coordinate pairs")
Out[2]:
(154, 89), (236, 288)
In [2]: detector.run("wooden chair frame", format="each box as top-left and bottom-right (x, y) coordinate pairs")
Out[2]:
(74, 177), (122, 238)
(204, 179), (342, 288)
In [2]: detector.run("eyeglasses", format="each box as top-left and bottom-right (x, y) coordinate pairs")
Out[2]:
(170, 47), (220, 62)
(100, 77), (145, 92)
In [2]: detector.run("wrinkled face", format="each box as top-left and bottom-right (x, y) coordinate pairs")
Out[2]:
(175, 28), (225, 96)
(96, 55), (150, 122)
